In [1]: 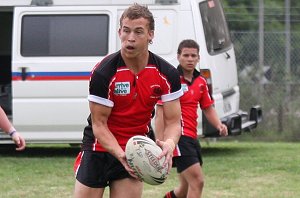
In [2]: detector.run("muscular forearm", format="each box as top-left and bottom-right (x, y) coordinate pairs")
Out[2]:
(93, 125), (124, 158)
(161, 99), (182, 147)
(90, 102), (124, 158)
(203, 106), (228, 136)
(203, 106), (223, 128)
(162, 121), (181, 146)
(154, 105), (165, 140)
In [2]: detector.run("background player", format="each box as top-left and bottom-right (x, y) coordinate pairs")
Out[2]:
(155, 39), (228, 198)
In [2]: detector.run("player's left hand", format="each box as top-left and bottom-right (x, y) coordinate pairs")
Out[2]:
(156, 139), (174, 173)
(11, 132), (26, 151)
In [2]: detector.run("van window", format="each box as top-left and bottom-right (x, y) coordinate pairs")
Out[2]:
(21, 14), (109, 56)
(199, 0), (231, 54)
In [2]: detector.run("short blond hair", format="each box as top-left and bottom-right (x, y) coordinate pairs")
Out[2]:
(119, 3), (155, 31)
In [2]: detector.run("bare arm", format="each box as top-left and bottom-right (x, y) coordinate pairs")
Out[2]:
(154, 104), (165, 141)
(0, 107), (26, 150)
(202, 106), (228, 136)
(155, 99), (181, 170)
(0, 107), (11, 132)
(161, 99), (181, 144)
(89, 102), (137, 178)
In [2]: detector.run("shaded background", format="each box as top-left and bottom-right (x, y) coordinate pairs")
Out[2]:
(223, 0), (300, 140)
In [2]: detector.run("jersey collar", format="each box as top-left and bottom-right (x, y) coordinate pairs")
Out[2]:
(177, 65), (200, 84)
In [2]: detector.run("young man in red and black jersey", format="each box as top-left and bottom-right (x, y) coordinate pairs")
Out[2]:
(155, 39), (228, 198)
(73, 3), (183, 198)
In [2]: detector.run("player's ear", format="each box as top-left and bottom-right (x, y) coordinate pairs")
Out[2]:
(118, 28), (122, 37)
(177, 53), (180, 61)
(148, 30), (154, 43)
(197, 54), (200, 63)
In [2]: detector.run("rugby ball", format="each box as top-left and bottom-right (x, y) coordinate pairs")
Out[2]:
(125, 135), (168, 185)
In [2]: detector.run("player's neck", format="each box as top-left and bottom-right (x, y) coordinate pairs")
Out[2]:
(124, 52), (149, 74)
(183, 70), (194, 82)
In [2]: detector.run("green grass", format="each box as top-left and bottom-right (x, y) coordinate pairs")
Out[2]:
(0, 141), (300, 198)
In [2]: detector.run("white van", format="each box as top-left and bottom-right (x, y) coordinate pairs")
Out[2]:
(0, 0), (262, 144)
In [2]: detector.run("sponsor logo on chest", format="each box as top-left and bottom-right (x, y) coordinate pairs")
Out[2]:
(181, 84), (189, 92)
(114, 82), (130, 95)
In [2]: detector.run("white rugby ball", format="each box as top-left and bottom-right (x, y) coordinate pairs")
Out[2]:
(125, 135), (168, 185)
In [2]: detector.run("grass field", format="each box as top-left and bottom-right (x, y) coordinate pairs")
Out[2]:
(0, 141), (299, 198)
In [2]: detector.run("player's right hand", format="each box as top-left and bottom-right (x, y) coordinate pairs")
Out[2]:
(118, 152), (140, 179)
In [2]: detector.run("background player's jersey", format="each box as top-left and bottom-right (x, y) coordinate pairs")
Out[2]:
(177, 66), (214, 139)
(82, 51), (182, 151)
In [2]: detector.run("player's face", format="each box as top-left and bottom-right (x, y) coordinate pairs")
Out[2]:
(177, 48), (199, 72)
(119, 17), (154, 59)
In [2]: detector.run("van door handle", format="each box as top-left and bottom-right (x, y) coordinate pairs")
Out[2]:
(225, 52), (231, 59)
(21, 67), (28, 81)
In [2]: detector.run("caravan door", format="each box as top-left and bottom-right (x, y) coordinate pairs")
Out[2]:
(12, 6), (115, 143)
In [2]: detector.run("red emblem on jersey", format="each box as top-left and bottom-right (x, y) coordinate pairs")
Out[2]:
(150, 85), (162, 98)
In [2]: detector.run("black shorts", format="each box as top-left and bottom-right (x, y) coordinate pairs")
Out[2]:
(75, 151), (131, 188)
(173, 136), (203, 173)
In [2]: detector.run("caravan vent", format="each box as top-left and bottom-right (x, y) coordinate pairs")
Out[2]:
(155, 0), (178, 5)
(31, 0), (53, 6)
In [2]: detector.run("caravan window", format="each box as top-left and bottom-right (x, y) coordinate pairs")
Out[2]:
(199, 0), (232, 55)
(21, 14), (109, 56)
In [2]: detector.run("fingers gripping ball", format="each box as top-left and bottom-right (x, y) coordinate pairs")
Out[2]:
(125, 135), (168, 185)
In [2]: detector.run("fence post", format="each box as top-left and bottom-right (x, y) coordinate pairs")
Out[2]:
(258, 0), (264, 103)
(285, 0), (291, 112)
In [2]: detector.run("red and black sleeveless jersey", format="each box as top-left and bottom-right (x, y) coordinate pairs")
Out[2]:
(82, 51), (183, 151)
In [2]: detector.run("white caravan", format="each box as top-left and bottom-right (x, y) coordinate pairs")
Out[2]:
(0, 0), (262, 144)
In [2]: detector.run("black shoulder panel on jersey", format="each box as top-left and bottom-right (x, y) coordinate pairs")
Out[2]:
(89, 51), (123, 99)
(149, 51), (181, 93)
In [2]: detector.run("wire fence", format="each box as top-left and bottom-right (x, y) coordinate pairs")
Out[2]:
(231, 31), (300, 140)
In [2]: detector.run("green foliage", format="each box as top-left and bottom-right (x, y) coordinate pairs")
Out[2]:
(223, 1), (258, 31)
(223, 0), (300, 31)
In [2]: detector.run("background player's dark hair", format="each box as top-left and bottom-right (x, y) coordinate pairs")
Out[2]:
(177, 39), (200, 55)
